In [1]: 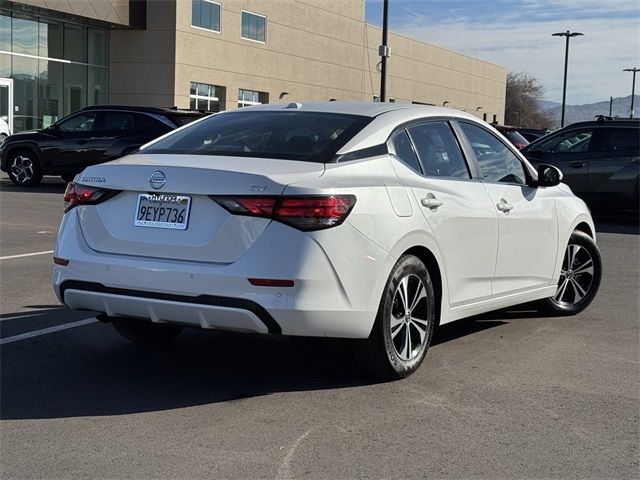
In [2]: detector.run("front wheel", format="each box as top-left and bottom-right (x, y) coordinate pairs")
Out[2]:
(354, 254), (436, 379)
(112, 318), (183, 344)
(7, 149), (43, 186)
(537, 230), (602, 316)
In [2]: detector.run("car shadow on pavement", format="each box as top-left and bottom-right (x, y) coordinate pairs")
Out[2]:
(0, 311), (517, 420)
(0, 175), (67, 194)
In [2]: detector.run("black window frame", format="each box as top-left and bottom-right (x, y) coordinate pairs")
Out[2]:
(385, 117), (479, 182)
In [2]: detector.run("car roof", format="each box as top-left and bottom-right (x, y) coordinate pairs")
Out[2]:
(80, 105), (205, 116)
(226, 101), (474, 119)
(562, 118), (640, 128)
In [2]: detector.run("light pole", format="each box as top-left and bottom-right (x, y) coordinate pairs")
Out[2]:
(379, 0), (390, 102)
(552, 30), (584, 127)
(623, 67), (639, 118)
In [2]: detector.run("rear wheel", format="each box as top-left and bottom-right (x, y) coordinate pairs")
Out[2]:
(112, 318), (183, 344)
(7, 149), (42, 186)
(354, 254), (436, 379)
(537, 230), (602, 315)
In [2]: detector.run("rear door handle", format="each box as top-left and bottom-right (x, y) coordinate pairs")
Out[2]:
(496, 199), (513, 212)
(569, 161), (586, 168)
(421, 196), (443, 209)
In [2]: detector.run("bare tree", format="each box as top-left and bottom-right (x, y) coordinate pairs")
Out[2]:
(505, 72), (553, 129)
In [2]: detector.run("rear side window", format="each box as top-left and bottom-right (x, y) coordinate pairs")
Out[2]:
(144, 111), (372, 163)
(595, 127), (639, 152)
(539, 128), (594, 153)
(169, 114), (207, 127)
(390, 130), (422, 173)
(408, 122), (470, 179)
(133, 113), (171, 134)
(459, 122), (527, 185)
(101, 112), (135, 131)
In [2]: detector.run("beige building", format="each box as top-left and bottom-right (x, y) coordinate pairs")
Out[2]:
(0, 0), (506, 134)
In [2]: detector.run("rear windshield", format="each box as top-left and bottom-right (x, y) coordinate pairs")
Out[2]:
(144, 111), (372, 162)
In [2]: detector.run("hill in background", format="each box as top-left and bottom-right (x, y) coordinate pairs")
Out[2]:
(539, 95), (639, 127)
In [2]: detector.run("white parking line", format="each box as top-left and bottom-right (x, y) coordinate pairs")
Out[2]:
(0, 250), (54, 261)
(0, 318), (97, 345)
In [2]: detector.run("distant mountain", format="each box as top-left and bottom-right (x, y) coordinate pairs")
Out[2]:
(539, 95), (639, 127)
(538, 99), (561, 111)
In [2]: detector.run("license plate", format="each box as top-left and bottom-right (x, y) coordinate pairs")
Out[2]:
(134, 193), (191, 230)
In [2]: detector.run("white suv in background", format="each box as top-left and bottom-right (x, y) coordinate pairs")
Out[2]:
(53, 102), (601, 379)
(0, 117), (10, 144)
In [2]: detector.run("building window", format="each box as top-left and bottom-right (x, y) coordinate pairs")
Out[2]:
(238, 89), (268, 108)
(192, 0), (221, 32)
(190, 82), (225, 112)
(1, 10), (109, 133)
(241, 11), (266, 43)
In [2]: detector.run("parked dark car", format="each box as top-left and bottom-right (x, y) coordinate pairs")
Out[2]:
(517, 127), (549, 142)
(0, 106), (207, 186)
(493, 124), (530, 149)
(521, 118), (639, 211)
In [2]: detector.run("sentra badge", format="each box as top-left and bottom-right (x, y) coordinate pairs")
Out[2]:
(80, 176), (105, 183)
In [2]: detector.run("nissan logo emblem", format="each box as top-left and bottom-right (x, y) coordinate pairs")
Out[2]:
(149, 171), (166, 190)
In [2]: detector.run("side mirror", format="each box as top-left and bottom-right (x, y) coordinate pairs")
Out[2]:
(537, 164), (563, 187)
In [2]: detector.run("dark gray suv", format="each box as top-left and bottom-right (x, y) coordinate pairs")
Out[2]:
(521, 118), (639, 211)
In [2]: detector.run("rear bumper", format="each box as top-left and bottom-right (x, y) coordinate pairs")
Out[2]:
(53, 210), (390, 338)
(62, 281), (278, 334)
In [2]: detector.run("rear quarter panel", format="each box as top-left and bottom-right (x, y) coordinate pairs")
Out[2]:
(283, 155), (449, 323)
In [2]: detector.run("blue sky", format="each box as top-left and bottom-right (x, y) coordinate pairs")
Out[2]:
(365, 0), (640, 105)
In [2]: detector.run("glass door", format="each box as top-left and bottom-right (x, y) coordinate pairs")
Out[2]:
(0, 78), (13, 139)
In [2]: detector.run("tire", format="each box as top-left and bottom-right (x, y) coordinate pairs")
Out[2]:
(112, 318), (183, 344)
(7, 149), (43, 186)
(61, 173), (76, 183)
(536, 230), (602, 316)
(354, 254), (436, 380)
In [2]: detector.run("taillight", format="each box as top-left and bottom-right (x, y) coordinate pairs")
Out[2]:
(211, 195), (356, 231)
(63, 182), (119, 212)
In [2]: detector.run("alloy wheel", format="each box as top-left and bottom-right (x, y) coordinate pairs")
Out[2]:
(554, 243), (595, 305)
(10, 154), (35, 184)
(390, 274), (430, 361)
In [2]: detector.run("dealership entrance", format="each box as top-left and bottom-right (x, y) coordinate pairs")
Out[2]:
(0, 78), (12, 137)
(0, 7), (110, 133)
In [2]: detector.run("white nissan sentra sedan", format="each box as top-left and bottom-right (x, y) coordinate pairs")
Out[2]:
(53, 102), (601, 379)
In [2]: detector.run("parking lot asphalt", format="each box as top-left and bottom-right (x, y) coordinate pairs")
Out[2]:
(1, 175), (638, 479)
